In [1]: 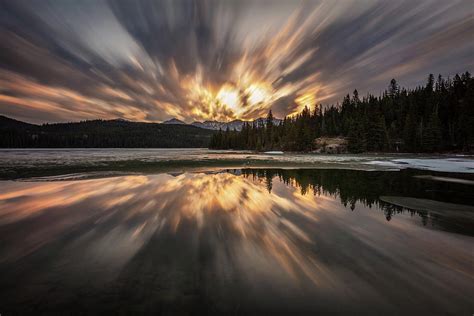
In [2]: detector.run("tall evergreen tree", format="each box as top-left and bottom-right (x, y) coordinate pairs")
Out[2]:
(423, 110), (442, 152)
(208, 72), (474, 153)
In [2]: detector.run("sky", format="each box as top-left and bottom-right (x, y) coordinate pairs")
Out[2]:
(0, 0), (473, 124)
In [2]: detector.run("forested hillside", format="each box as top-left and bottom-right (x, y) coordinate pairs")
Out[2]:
(210, 72), (474, 153)
(0, 117), (215, 148)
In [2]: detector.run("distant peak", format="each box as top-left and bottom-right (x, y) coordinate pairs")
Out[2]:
(162, 118), (186, 125)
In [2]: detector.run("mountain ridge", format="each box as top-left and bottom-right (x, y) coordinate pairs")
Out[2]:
(0, 115), (215, 148)
(190, 118), (282, 131)
(0, 115), (282, 132)
(162, 118), (186, 125)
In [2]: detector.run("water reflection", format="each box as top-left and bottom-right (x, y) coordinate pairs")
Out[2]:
(0, 170), (473, 314)
(241, 168), (474, 234)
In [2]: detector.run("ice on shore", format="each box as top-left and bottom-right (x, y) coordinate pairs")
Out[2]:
(264, 151), (284, 155)
(380, 196), (474, 219)
(366, 158), (474, 173)
(414, 175), (474, 185)
(1, 149), (473, 177)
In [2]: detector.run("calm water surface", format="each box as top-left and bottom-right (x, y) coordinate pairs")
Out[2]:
(0, 168), (473, 314)
(2, 148), (473, 179)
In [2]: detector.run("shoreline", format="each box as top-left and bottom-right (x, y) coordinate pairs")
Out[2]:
(0, 152), (473, 180)
(0, 147), (473, 156)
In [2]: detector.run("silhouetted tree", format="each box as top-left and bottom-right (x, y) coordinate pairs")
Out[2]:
(208, 72), (473, 153)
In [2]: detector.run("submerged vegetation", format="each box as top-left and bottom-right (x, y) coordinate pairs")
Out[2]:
(210, 72), (474, 153)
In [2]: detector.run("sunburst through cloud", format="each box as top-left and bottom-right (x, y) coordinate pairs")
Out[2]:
(0, 0), (472, 123)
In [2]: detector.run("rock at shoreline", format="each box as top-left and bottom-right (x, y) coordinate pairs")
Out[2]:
(313, 137), (348, 154)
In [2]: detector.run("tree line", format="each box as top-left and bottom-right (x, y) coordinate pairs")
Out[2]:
(0, 117), (214, 148)
(210, 72), (474, 153)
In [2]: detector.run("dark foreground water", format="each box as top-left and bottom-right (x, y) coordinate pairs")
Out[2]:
(0, 168), (473, 314)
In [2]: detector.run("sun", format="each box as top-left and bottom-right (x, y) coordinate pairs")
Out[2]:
(217, 85), (240, 110)
(247, 84), (271, 105)
(214, 82), (272, 115)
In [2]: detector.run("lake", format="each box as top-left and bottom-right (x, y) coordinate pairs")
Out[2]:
(0, 149), (473, 314)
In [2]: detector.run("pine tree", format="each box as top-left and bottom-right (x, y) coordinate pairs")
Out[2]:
(208, 72), (473, 153)
(347, 119), (367, 153)
(389, 79), (399, 98)
(403, 109), (417, 152)
(423, 110), (442, 152)
(367, 114), (388, 151)
(266, 110), (274, 149)
(426, 74), (435, 92)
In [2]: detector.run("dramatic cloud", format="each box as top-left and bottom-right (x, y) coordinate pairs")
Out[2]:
(0, 0), (472, 123)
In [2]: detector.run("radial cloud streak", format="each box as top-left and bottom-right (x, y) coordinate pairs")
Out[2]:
(0, 0), (472, 123)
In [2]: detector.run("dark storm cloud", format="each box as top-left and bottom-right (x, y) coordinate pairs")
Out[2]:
(0, 0), (472, 123)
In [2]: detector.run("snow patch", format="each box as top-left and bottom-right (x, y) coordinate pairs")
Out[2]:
(366, 158), (474, 173)
(264, 151), (284, 155)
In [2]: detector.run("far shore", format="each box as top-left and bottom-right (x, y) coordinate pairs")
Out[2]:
(0, 147), (473, 155)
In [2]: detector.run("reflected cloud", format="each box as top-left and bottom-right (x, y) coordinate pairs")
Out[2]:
(0, 170), (473, 313)
(1, 169), (473, 287)
(0, 173), (331, 286)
